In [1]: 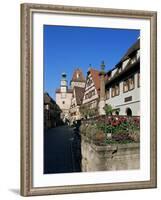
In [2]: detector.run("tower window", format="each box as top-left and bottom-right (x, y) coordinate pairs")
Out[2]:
(76, 73), (80, 78)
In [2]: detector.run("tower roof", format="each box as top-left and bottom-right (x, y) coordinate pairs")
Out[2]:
(61, 72), (67, 80)
(71, 68), (85, 82)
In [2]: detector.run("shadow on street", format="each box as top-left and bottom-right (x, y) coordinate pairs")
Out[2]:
(44, 125), (81, 174)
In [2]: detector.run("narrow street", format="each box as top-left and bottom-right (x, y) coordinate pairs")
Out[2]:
(44, 125), (81, 174)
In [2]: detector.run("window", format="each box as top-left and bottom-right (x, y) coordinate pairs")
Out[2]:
(123, 80), (129, 92)
(123, 75), (135, 93)
(86, 78), (92, 87)
(62, 101), (65, 104)
(92, 90), (95, 96)
(115, 84), (120, 95)
(111, 86), (115, 97)
(131, 57), (137, 64)
(88, 91), (92, 98)
(85, 93), (88, 99)
(129, 76), (135, 90)
(106, 89), (110, 99)
(118, 66), (122, 73)
(111, 83), (120, 97)
(45, 104), (49, 110)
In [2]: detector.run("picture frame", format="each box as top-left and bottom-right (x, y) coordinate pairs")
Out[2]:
(20, 3), (157, 196)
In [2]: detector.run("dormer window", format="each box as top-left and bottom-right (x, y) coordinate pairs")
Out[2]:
(131, 56), (137, 64)
(107, 71), (111, 80)
(118, 66), (122, 73)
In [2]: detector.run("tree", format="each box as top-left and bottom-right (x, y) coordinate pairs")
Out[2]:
(103, 104), (113, 115)
(79, 104), (89, 119)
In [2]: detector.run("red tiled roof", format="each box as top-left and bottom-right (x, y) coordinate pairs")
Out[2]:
(87, 68), (108, 95)
(88, 68), (100, 93)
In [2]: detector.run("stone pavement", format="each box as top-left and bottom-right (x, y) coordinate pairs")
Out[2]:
(44, 125), (81, 174)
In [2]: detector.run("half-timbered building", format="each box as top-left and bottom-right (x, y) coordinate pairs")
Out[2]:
(105, 38), (140, 116)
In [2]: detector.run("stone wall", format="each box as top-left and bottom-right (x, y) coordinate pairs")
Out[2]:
(81, 136), (140, 172)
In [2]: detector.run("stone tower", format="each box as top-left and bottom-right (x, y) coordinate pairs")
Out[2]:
(56, 73), (73, 122)
(70, 68), (86, 89)
(60, 73), (68, 93)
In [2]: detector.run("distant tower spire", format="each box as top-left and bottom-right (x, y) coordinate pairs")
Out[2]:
(100, 61), (105, 72)
(99, 61), (106, 115)
(61, 72), (67, 80)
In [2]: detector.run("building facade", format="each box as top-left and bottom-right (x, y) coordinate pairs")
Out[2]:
(55, 39), (140, 121)
(56, 69), (85, 122)
(56, 73), (73, 122)
(70, 68), (86, 89)
(44, 92), (62, 129)
(69, 69), (86, 123)
(70, 86), (85, 123)
(80, 68), (102, 118)
(105, 39), (140, 116)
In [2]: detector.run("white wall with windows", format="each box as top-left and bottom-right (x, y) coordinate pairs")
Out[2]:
(106, 72), (140, 116)
(56, 93), (73, 117)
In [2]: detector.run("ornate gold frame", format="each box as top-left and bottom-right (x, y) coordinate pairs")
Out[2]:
(21, 3), (157, 196)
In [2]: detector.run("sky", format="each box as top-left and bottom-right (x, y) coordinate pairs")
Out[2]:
(44, 25), (140, 99)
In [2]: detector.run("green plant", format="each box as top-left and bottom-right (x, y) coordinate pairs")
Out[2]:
(79, 105), (89, 119)
(80, 123), (87, 135)
(85, 124), (98, 139)
(103, 104), (113, 115)
(88, 108), (98, 117)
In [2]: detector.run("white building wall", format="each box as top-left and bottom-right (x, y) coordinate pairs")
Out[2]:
(106, 73), (140, 116)
(71, 81), (85, 89)
(56, 93), (72, 114)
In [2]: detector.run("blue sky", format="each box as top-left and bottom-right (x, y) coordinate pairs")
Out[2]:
(44, 25), (140, 99)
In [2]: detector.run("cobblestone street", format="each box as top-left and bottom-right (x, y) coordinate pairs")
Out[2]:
(44, 125), (81, 174)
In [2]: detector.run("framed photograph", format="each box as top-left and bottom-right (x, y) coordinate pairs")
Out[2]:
(21, 3), (157, 196)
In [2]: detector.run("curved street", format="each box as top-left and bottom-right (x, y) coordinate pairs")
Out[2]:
(44, 125), (81, 174)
